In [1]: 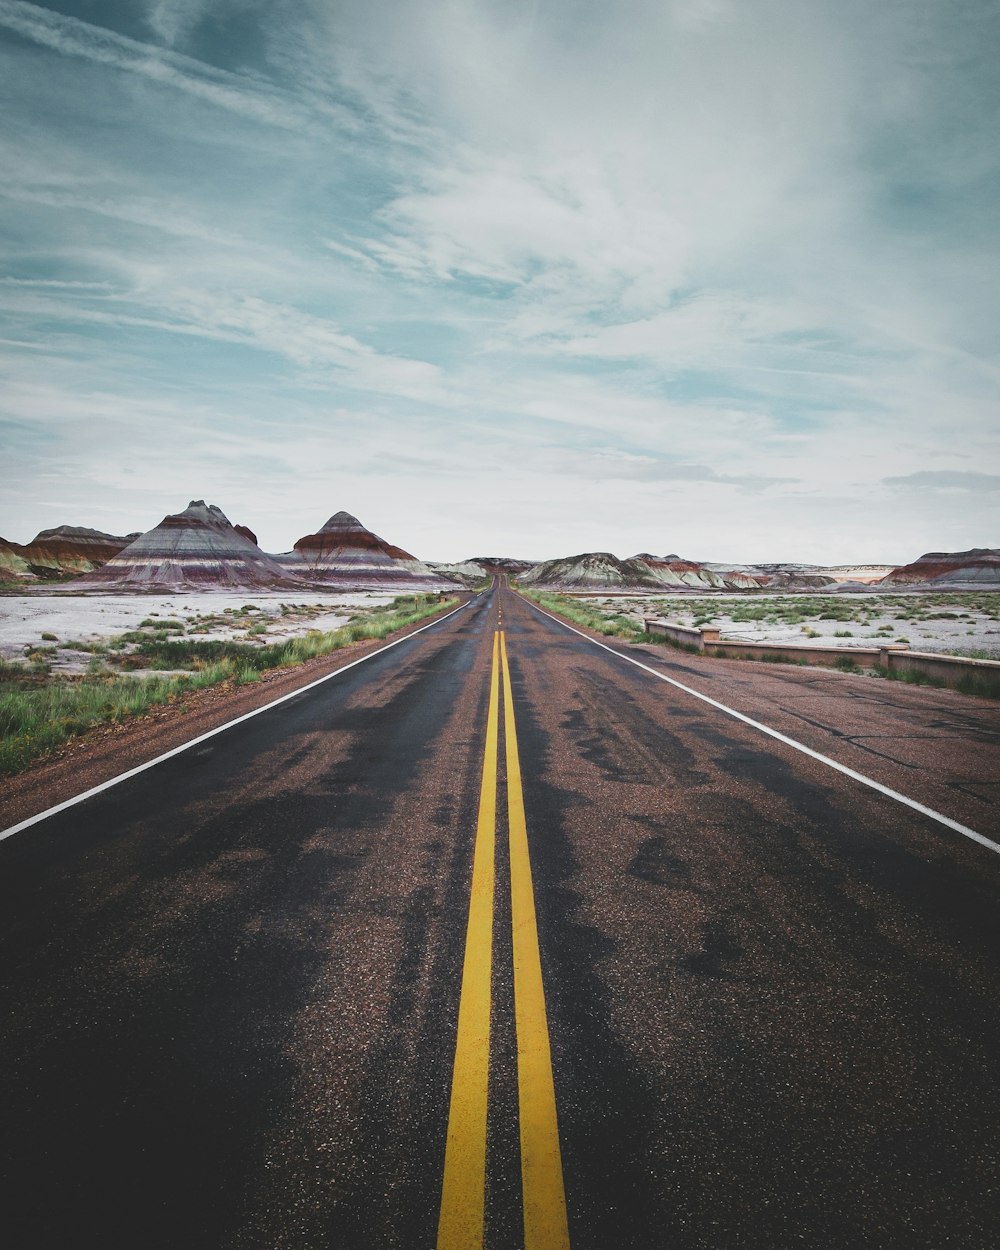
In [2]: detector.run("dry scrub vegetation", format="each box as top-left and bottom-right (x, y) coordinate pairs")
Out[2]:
(0, 594), (455, 778)
(519, 588), (1000, 698)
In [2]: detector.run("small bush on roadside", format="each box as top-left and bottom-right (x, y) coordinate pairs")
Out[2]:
(518, 590), (645, 641)
(885, 667), (933, 687)
(956, 672), (1000, 700)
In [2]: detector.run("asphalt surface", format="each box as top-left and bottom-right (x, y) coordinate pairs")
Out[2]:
(2, 583), (999, 1249)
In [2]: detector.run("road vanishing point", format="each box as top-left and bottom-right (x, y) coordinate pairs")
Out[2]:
(2, 582), (999, 1248)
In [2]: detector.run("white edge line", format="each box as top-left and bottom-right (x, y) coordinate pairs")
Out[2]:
(522, 597), (1000, 858)
(0, 599), (474, 843)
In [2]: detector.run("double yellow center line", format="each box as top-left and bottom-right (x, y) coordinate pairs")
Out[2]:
(437, 631), (571, 1250)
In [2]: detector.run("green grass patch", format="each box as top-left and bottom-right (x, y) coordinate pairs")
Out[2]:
(518, 590), (644, 640)
(880, 666), (1000, 699)
(654, 635), (700, 655)
(114, 594), (455, 673)
(0, 594), (457, 777)
(883, 667), (937, 688)
(0, 673), (194, 776)
(834, 655), (862, 673)
(956, 671), (1000, 699)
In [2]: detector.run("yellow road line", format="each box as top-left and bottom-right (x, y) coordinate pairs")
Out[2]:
(437, 631), (501, 1250)
(500, 631), (571, 1250)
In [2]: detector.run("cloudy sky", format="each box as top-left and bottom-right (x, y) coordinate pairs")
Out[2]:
(1, 0), (997, 563)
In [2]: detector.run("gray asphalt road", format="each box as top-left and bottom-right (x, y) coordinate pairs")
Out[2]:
(2, 585), (998, 1249)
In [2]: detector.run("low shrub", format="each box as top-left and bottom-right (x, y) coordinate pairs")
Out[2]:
(0, 595), (457, 777)
(884, 667), (935, 687)
(655, 636), (700, 654)
(519, 590), (644, 641)
(956, 672), (1000, 700)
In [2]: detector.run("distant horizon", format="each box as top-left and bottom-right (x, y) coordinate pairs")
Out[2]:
(4, 493), (961, 569)
(2, 2), (997, 565)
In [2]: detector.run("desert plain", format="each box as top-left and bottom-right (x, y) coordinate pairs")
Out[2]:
(0, 590), (402, 674)
(3, 587), (999, 681)
(576, 589), (1000, 658)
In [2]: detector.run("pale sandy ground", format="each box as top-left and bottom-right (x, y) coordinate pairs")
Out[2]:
(0, 591), (399, 669)
(580, 592), (1000, 658)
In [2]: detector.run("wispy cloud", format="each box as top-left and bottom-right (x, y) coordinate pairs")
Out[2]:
(545, 292), (818, 369)
(0, 277), (115, 291)
(0, 185), (247, 247)
(0, 0), (337, 130)
(0, 0), (997, 560)
(883, 471), (1000, 494)
(0, 283), (446, 401)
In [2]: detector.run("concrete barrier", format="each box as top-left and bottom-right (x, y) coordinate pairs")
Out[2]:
(884, 649), (1000, 689)
(644, 619), (719, 652)
(645, 617), (907, 668)
(707, 640), (897, 669)
(644, 617), (1000, 694)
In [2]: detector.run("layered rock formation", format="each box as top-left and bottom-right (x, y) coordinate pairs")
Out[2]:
(519, 553), (645, 588)
(636, 554), (762, 590)
(471, 556), (535, 574)
(429, 556), (534, 586)
(84, 501), (304, 589)
(880, 549), (1000, 585)
(706, 562), (898, 588)
(279, 511), (457, 588)
(18, 526), (139, 577)
(428, 560), (492, 587)
(519, 552), (764, 590)
(0, 538), (33, 580)
(0, 526), (138, 579)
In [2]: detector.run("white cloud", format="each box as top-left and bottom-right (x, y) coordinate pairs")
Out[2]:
(1, 0), (997, 561)
(0, 282), (446, 402)
(0, 185), (247, 248)
(368, 158), (690, 304)
(883, 471), (1000, 494)
(548, 292), (812, 368)
(146, 0), (212, 47)
(0, 0), (315, 129)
